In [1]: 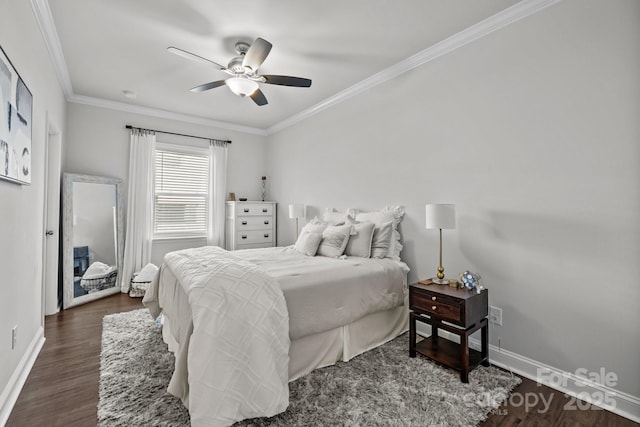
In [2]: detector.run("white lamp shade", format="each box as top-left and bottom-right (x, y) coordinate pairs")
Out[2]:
(288, 203), (305, 219)
(425, 204), (456, 229)
(226, 77), (259, 96)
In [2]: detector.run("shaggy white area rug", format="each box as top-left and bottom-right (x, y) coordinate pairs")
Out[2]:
(99, 309), (520, 426)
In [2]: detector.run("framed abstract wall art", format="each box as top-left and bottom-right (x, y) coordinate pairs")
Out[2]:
(0, 45), (33, 185)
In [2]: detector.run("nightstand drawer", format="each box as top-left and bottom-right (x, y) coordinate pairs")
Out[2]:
(411, 291), (461, 323)
(410, 281), (488, 328)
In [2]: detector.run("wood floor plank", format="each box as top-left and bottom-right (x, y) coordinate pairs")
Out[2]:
(6, 293), (637, 426)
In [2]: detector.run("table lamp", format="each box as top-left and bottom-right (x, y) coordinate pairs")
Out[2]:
(425, 204), (456, 284)
(288, 204), (305, 238)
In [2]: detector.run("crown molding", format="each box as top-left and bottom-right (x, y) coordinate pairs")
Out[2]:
(29, 0), (73, 98)
(31, 0), (561, 137)
(68, 94), (268, 136)
(266, 0), (562, 135)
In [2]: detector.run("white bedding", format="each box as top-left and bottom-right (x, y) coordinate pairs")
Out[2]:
(151, 246), (289, 427)
(143, 245), (408, 427)
(231, 246), (407, 339)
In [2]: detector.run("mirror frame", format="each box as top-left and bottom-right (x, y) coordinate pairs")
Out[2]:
(62, 173), (124, 309)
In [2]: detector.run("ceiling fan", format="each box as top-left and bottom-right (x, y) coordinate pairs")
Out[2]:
(168, 37), (312, 106)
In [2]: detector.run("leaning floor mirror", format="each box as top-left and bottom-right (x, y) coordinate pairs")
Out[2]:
(62, 173), (124, 309)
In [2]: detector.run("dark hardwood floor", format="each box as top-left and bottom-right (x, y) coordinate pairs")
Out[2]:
(6, 294), (638, 426)
(7, 293), (142, 427)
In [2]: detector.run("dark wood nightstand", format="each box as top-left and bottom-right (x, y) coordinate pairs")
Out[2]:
(409, 280), (489, 383)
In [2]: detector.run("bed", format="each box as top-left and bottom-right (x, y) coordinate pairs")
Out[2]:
(143, 207), (409, 427)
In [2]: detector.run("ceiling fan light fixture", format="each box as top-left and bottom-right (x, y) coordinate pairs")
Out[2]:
(226, 77), (259, 97)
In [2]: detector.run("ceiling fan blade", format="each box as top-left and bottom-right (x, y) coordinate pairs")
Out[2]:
(167, 47), (225, 70)
(249, 88), (268, 106)
(262, 75), (312, 87)
(242, 38), (272, 71)
(190, 80), (226, 92)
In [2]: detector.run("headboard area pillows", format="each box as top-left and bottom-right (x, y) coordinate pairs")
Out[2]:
(317, 224), (352, 258)
(323, 208), (356, 225)
(343, 216), (375, 258)
(294, 230), (323, 256)
(294, 219), (328, 256)
(355, 206), (405, 260)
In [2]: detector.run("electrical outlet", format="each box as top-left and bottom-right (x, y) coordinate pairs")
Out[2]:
(12, 325), (17, 350)
(489, 306), (502, 326)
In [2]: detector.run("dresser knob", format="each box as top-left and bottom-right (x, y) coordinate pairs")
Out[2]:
(432, 305), (437, 311)
(241, 221), (247, 225)
(262, 209), (268, 212)
(431, 296), (436, 301)
(244, 209), (250, 213)
(264, 234), (269, 238)
(241, 235), (247, 239)
(264, 220), (269, 225)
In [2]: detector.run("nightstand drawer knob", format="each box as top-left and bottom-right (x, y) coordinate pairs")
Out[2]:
(431, 296), (436, 301)
(432, 305), (437, 311)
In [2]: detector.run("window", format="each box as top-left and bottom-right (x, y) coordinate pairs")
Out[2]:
(154, 143), (209, 237)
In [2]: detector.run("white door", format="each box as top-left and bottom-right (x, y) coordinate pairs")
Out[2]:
(42, 119), (62, 317)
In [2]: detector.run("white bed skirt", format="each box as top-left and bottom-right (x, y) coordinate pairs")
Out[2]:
(162, 299), (408, 383)
(289, 301), (408, 380)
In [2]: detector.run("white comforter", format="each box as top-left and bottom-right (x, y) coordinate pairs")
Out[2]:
(158, 246), (290, 427)
(232, 247), (407, 339)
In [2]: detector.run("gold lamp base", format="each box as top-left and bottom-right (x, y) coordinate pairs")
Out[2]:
(429, 266), (447, 284)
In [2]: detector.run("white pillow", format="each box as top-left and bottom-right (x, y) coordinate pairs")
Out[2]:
(356, 206), (405, 260)
(369, 221), (393, 258)
(299, 218), (328, 235)
(317, 224), (351, 258)
(344, 221), (375, 258)
(323, 208), (355, 225)
(294, 231), (323, 256)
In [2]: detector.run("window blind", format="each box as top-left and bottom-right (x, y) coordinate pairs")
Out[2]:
(154, 146), (209, 236)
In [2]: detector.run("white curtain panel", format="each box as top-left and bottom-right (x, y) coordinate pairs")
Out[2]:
(207, 140), (228, 247)
(121, 129), (156, 290)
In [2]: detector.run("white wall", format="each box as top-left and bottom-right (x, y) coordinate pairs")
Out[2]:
(64, 103), (268, 267)
(267, 0), (640, 400)
(0, 0), (67, 420)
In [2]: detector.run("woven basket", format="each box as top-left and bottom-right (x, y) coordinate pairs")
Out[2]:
(129, 279), (151, 298)
(80, 270), (118, 292)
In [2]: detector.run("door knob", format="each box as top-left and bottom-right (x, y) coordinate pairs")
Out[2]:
(45, 230), (54, 236)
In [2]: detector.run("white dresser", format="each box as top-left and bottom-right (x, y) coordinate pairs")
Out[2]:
(225, 201), (277, 250)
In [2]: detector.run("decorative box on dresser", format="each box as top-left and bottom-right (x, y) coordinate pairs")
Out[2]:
(225, 201), (277, 250)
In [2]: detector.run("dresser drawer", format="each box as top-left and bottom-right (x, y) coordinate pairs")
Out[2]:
(237, 216), (273, 230)
(411, 289), (462, 324)
(237, 230), (274, 245)
(238, 203), (273, 216)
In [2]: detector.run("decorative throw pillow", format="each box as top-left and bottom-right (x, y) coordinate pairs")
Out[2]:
(356, 206), (405, 260)
(294, 231), (323, 256)
(299, 218), (328, 235)
(369, 221), (393, 258)
(344, 222), (376, 258)
(317, 224), (351, 258)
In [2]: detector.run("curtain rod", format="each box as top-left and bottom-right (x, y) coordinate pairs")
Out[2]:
(125, 125), (231, 144)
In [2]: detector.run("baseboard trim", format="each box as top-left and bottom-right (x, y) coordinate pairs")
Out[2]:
(0, 327), (45, 427)
(415, 324), (640, 423)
